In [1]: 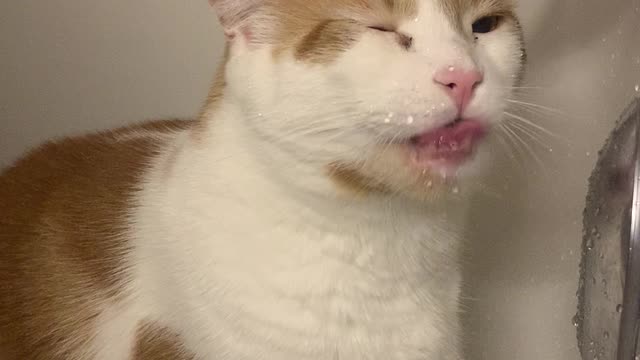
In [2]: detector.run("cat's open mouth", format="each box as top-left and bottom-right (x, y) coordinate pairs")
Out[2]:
(406, 119), (488, 170)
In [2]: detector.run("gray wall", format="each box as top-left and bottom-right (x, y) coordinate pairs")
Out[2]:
(1, 1), (640, 359)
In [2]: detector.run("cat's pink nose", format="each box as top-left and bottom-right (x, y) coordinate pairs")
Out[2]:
(433, 67), (484, 113)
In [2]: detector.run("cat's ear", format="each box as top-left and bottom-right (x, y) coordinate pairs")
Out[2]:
(209, 0), (266, 40)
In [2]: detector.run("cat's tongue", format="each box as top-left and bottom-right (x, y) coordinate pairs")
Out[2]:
(409, 120), (487, 167)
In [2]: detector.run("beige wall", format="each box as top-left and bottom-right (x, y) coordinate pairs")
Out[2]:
(0, 0), (221, 167)
(464, 0), (640, 359)
(1, 1), (639, 359)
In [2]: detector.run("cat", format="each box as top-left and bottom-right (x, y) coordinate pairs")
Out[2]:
(0, 0), (526, 359)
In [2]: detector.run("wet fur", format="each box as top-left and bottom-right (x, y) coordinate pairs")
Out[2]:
(0, 0), (524, 359)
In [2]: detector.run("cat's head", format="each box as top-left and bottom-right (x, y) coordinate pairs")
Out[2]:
(209, 0), (525, 200)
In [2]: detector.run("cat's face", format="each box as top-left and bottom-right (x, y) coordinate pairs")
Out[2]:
(212, 0), (525, 199)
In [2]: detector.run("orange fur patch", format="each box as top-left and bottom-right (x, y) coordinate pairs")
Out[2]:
(133, 322), (195, 360)
(0, 119), (193, 359)
(328, 162), (391, 196)
(271, 0), (417, 62)
(296, 19), (365, 63)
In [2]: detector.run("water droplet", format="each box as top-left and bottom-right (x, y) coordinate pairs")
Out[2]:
(257, 113), (263, 117)
(413, 17), (419, 22)
(617, 304), (623, 313)
(427, 181), (433, 188)
(448, 66), (455, 72)
(635, 84), (639, 92)
(586, 237), (594, 251)
(549, 148), (554, 153)
(611, 53), (617, 60)
(384, 118), (391, 123)
(407, 116), (414, 124)
(572, 314), (580, 327)
(452, 187), (460, 194)
(586, 152), (591, 157)
(604, 331), (610, 339)
(602, 278), (607, 286)
(388, 112), (395, 118)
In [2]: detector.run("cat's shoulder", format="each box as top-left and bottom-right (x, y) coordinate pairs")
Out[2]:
(0, 118), (194, 359)
(1, 118), (193, 190)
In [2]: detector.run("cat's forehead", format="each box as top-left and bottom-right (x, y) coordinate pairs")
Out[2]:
(275, 0), (514, 21)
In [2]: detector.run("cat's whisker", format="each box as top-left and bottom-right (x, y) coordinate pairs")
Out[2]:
(505, 120), (552, 149)
(496, 125), (528, 175)
(507, 106), (560, 123)
(502, 86), (546, 91)
(506, 99), (566, 116)
(502, 111), (564, 141)
(501, 123), (548, 176)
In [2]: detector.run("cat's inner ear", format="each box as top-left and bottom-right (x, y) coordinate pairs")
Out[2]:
(208, 0), (265, 41)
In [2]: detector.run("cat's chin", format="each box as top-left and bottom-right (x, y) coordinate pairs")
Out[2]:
(328, 144), (490, 201)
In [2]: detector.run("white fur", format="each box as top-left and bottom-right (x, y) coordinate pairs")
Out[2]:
(91, 1), (523, 359)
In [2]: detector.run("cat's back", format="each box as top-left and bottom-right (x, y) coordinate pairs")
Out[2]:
(0, 119), (193, 360)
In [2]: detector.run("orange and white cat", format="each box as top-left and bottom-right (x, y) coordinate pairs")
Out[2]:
(0, 0), (525, 359)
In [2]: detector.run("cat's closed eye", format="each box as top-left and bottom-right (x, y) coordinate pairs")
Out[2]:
(368, 25), (394, 33)
(472, 15), (503, 34)
(368, 26), (413, 50)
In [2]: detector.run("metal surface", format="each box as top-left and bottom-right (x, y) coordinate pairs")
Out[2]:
(578, 98), (640, 360)
(618, 99), (640, 360)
